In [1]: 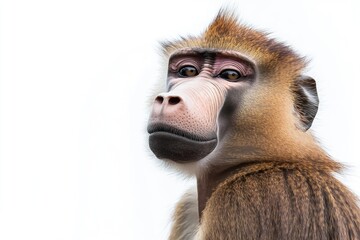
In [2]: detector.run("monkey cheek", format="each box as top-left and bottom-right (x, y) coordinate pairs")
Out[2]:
(148, 132), (217, 163)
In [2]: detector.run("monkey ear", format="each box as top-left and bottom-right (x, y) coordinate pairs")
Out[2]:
(292, 76), (319, 131)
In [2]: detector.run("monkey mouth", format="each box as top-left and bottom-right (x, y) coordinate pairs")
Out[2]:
(147, 123), (217, 163)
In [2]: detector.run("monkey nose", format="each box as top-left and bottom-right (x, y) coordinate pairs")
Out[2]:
(154, 94), (182, 106)
(151, 94), (184, 117)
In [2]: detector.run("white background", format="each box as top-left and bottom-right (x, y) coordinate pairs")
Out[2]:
(1, 0), (360, 239)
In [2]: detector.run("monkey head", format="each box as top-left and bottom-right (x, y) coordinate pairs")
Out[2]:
(147, 12), (320, 173)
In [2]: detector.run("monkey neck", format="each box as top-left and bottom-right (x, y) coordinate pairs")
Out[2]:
(196, 172), (216, 220)
(195, 137), (335, 220)
(196, 164), (244, 220)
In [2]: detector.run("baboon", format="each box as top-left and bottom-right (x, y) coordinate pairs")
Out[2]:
(147, 10), (360, 240)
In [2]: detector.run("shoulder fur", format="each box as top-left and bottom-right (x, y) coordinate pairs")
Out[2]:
(200, 162), (360, 239)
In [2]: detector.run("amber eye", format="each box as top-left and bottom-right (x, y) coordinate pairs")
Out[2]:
(178, 66), (198, 77)
(219, 69), (242, 81)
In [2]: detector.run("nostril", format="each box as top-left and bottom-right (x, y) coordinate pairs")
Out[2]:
(155, 96), (164, 104)
(168, 96), (181, 105)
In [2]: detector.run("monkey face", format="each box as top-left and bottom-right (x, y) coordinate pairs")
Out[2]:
(147, 48), (255, 163)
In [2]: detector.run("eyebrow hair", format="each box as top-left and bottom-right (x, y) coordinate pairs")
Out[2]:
(169, 48), (255, 65)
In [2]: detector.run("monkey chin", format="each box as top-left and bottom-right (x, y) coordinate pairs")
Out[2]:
(148, 130), (217, 163)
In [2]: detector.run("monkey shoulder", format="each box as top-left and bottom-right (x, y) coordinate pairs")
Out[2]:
(202, 162), (360, 240)
(169, 187), (199, 240)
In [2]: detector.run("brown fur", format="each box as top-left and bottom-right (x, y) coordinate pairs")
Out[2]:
(162, 11), (360, 240)
(201, 161), (360, 239)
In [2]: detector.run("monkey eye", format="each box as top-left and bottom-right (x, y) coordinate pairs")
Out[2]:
(219, 69), (242, 81)
(178, 66), (198, 77)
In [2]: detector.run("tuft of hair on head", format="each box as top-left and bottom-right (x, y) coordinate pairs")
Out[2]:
(161, 8), (307, 82)
(206, 10), (306, 72)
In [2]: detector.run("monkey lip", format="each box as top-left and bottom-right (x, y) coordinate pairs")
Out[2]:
(147, 123), (216, 142)
(147, 123), (217, 162)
